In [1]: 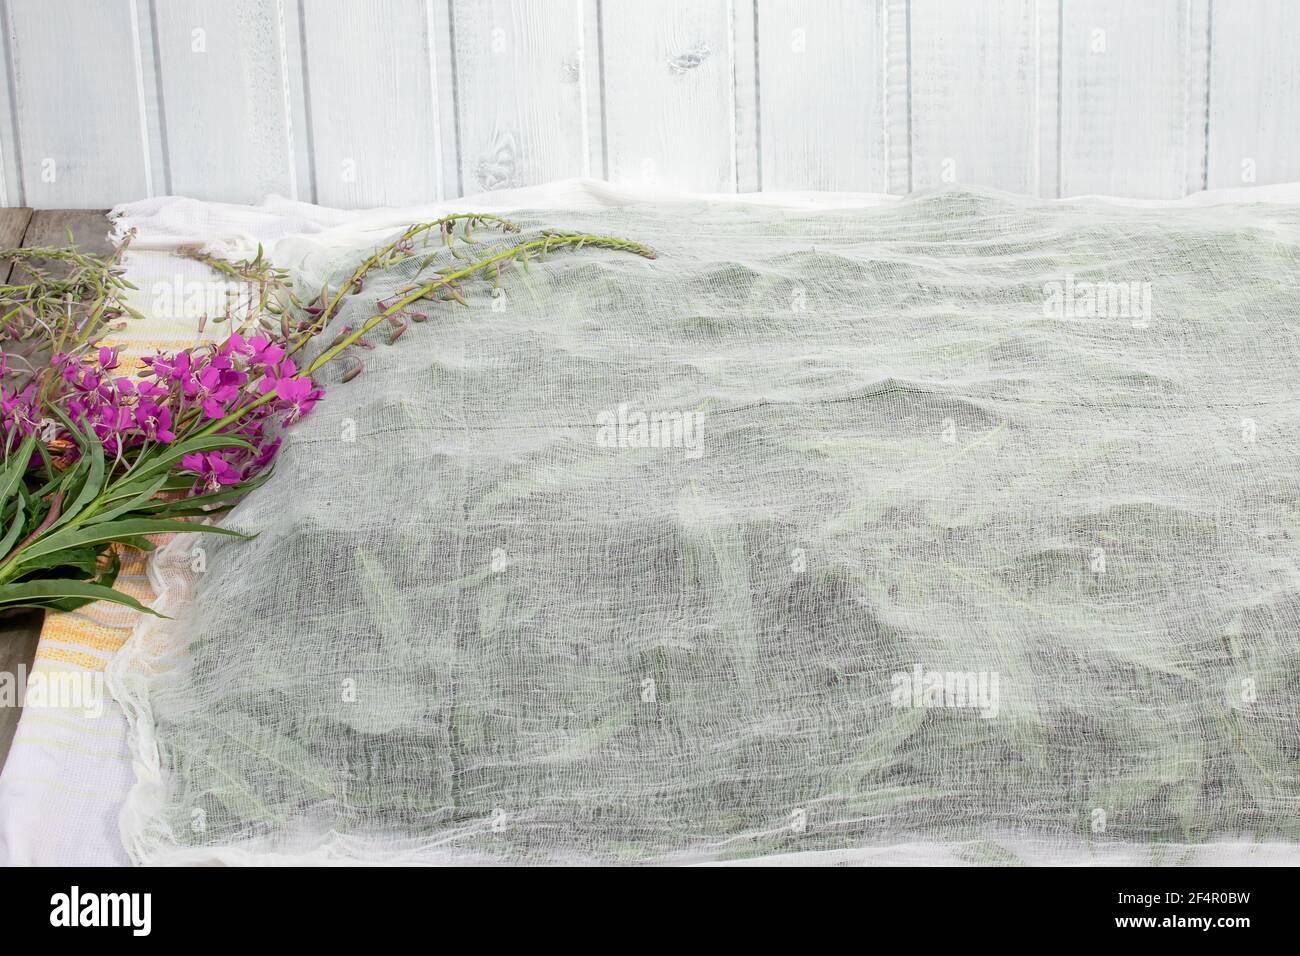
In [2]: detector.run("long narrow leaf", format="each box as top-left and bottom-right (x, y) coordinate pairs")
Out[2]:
(0, 578), (165, 617)
(0, 493), (25, 557)
(0, 432), (36, 512)
(15, 545), (101, 576)
(43, 553), (124, 612)
(47, 423), (106, 533)
(45, 403), (90, 451)
(13, 517), (249, 566)
(134, 505), (235, 519)
(85, 474), (168, 525)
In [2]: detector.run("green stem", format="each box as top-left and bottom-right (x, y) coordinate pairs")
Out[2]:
(283, 213), (518, 360)
(198, 231), (653, 439)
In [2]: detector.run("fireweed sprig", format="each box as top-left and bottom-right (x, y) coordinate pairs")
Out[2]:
(0, 217), (652, 616)
(177, 243), (303, 337)
(1, 231), (142, 400)
(200, 229), (656, 438)
(284, 213), (520, 359)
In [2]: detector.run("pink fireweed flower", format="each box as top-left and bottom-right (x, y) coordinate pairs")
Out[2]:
(257, 358), (298, 392)
(255, 357), (321, 420)
(145, 350), (192, 387)
(222, 333), (251, 357)
(63, 363), (98, 393)
(93, 346), (121, 375)
(247, 435), (281, 476)
(39, 318), (330, 488)
(91, 403), (134, 456)
(54, 353), (82, 385)
(209, 337), (246, 372)
(134, 401), (176, 443)
(191, 365), (248, 419)
(137, 379), (170, 401)
(247, 335), (285, 368)
(272, 376), (322, 424)
(0, 384), (40, 439)
(138, 353), (166, 378)
(181, 451), (242, 492)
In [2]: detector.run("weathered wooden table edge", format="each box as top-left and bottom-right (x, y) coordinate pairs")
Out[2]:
(0, 208), (114, 774)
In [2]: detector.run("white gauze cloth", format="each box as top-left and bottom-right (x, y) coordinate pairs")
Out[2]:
(95, 182), (1300, 865)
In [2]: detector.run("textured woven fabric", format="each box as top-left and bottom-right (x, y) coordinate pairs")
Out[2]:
(111, 188), (1300, 865)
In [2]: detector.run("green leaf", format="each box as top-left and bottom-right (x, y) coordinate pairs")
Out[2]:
(0, 432), (36, 512)
(541, 706), (632, 765)
(0, 578), (165, 617)
(47, 424), (106, 533)
(356, 547), (406, 652)
(97, 551), (122, 590)
(30, 438), (55, 485)
(133, 505), (235, 519)
(0, 493), (25, 557)
(45, 403), (90, 452)
(51, 454), (89, 506)
(85, 474), (168, 525)
(31, 465), (66, 500)
(13, 545), (101, 576)
(195, 711), (334, 798)
(111, 535), (158, 552)
(13, 517), (248, 567)
(38, 552), (126, 613)
(158, 472), (204, 493)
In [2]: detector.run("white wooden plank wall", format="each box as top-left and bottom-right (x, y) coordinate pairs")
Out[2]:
(1058, 0), (1210, 199)
(755, 0), (888, 193)
(1205, 0), (1300, 189)
(0, 0), (1295, 208)
(152, 0), (298, 202)
(300, 0), (444, 206)
(909, 0), (1042, 195)
(600, 0), (737, 191)
(451, 0), (589, 195)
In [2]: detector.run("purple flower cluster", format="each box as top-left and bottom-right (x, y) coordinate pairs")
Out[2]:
(0, 354), (41, 443)
(0, 386), (40, 443)
(36, 334), (323, 491)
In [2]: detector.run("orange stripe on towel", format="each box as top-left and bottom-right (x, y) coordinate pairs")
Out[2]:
(34, 646), (109, 671)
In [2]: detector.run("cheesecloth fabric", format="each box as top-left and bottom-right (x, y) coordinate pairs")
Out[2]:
(109, 187), (1300, 865)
